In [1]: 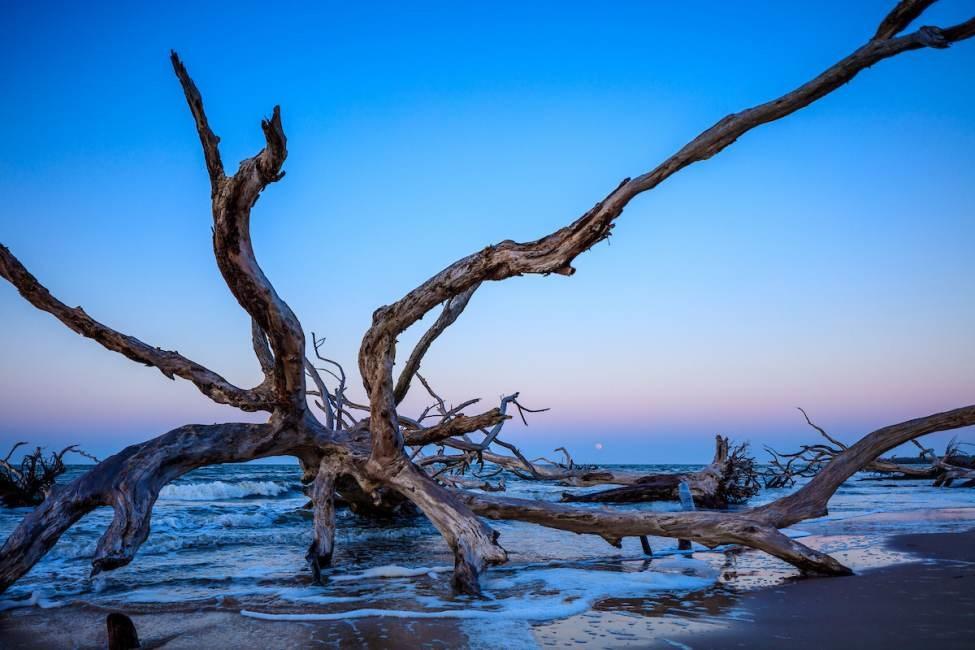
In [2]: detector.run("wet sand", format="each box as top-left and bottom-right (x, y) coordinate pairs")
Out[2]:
(0, 605), (470, 649)
(655, 528), (975, 649)
(1, 528), (973, 648)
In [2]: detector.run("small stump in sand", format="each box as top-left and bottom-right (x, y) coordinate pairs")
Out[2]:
(107, 612), (140, 649)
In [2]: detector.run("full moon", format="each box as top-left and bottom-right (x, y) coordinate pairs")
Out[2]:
(594, 443), (603, 450)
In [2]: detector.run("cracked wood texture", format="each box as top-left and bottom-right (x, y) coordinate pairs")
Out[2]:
(1, 0), (974, 597)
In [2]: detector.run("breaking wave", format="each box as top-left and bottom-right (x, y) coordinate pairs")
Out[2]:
(158, 480), (293, 501)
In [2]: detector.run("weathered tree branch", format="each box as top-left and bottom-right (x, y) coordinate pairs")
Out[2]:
(306, 459), (337, 583)
(172, 52), (306, 418)
(874, 0), (938, 40)
(762, 407), (963, 488)
(760, 405), (975, 527)
(462, 405), (975, 574)
(394, 283), (479, 404)
(359, 3), (975, 469)
(0, 422), (299, 592)
(0, 245), (272, 412)
(404, 408), (508, 447)
(384, 462), (507, 593)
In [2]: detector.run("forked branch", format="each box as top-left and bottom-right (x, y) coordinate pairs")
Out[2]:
(172, 52), (307, 417)
(0, 245), (272, 412)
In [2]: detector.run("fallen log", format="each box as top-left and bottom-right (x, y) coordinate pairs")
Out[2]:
(561, 436), (759, 508)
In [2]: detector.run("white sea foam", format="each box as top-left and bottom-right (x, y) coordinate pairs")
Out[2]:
(330, 565), (452, 582)
(0, 591), (40, 612)
(211, 511), (278, 528)
(462, 618), (538, 650)
(0, 590), (62, 612)
(274, 587), (364, 605)
(243, 563), (717, 623)
(158, 481), (290, 501)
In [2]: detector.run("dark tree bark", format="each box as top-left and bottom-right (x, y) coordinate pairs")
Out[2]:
(0, 443), (98, 507)
(2, 1), (974, 597)
(106, 613), (140, 650)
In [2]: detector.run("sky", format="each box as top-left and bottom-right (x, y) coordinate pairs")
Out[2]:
(1, 1), (973, 464)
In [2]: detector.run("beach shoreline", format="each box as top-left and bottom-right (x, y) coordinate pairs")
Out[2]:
(648, 527), (975, 649)
(2, 512), (973, 648)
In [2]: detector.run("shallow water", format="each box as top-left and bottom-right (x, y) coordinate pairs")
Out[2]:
(1, 463), (974, 645)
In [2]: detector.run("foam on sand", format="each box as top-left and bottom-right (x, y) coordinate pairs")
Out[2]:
(329, 565), (453, 582)
(0, 590), (63, 612)
(242, 560), (718, 623)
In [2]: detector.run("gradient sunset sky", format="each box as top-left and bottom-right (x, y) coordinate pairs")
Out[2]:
(1, 1), (973, 463)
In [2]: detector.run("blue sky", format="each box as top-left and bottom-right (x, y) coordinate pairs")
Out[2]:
(1, 1), (973, 463)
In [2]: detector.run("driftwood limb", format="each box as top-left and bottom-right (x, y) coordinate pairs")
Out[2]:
(0, 245), (272, 412)
(393, 283), (480, 405)
(763, 408), (972, 488)
(463, 405), (975, 575)
(0, 422), (294, 592)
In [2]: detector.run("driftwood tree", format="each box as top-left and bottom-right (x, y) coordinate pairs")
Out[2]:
(1, 0), (974, 596)
(0, 443), (98, 507)
(562, 437), (759, 508)
(763, 409), (975, 488)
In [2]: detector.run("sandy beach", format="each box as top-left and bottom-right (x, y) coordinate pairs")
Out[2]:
(675, 529), (975, 649)
(2, 524), (973, 649)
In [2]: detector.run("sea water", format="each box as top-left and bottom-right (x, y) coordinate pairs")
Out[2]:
(1, 463), (973, 628)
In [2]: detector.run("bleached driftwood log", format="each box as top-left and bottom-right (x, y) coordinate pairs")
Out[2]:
(1, 1), (974, 596)
(561, 436), (759, 508)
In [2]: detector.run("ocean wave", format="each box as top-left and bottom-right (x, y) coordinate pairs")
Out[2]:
(158, 481), (292, 501)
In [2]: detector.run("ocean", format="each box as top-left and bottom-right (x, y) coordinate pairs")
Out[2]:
(2, 463), (974, 643)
